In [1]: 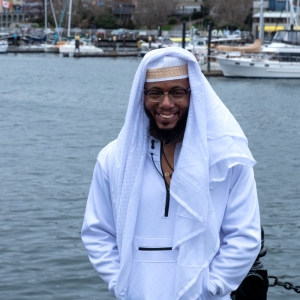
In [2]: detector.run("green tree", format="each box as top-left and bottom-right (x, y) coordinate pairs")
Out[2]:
(202, 0), (252, 28)
(94, 14), (118, 29)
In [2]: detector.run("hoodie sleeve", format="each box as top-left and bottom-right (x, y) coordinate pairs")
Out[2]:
(81, 160), (120, 295)
(207, 164), (261, 298)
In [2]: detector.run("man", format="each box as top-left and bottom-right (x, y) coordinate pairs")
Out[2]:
(81, 48), (261, 300)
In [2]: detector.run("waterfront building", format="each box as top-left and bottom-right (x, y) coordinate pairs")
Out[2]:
(0, 0), (23, 13)
(174, 0), (203, 15)
(111, 0), (136, 22)
(251, 0), (300, 39)
(0, 0), (26, 29)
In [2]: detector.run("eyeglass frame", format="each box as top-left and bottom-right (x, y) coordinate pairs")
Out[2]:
(143, 88), (191, 103)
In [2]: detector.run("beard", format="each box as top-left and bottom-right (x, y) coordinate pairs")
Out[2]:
(144, 105), (188, 144)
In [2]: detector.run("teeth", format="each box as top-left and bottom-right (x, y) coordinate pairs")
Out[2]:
(160, 114), (174, 119)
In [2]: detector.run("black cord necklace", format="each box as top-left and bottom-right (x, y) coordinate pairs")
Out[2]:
(151, 153), (164, 179)
(162, 147), (174, 173)
(150, 142), (174, 180)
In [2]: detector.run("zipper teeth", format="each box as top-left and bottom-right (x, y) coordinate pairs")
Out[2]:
(165, 186), (170, 217)
(160, 142), (170, 218)
(151, 141), (171, 218)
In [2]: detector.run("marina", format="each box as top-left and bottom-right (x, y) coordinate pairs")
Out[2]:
(1, 54), (299, 299)
(1, 0), (300, 298)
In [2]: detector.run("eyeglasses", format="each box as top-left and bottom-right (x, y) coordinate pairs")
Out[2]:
(144, 88), (191, 103)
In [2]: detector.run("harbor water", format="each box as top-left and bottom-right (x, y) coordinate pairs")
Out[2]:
(1, 54), (299, 299)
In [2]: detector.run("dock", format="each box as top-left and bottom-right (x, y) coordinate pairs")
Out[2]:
(64, 51), (140, 58)
(5, 45), (224, 76)
(202, 70), (223, 76)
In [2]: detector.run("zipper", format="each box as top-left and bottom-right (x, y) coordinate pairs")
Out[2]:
(150, 139), (171, 218)
(160, 142), (170, 217)
(164, 184), (170, 217)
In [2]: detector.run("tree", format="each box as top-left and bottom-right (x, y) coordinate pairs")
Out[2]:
(73, 0), (117, 29)
(134, 0), (177, 29)
(94, 14), (118, 29)
(202, 0), (253, 28)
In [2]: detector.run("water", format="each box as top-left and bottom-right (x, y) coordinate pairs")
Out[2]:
(1, 54), (299, 299)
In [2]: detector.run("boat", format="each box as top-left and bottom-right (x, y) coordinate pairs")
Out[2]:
(215, 0), (300, 78)
(215, 39), (262, 54)
(140, 37), (179, 56)
(0, 39), (8, 53)
(185, 37), (208, 55)
(216, 30), (300, 78)
(44, 41), (66, 53)
(58, 40), (104, 55)
(56, 0), (103, 55)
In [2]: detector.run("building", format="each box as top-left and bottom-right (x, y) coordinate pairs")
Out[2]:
(113, 0), (135, 21)
(269, 0), (287, 11)
(1, 0), (26, 28)
(252, 0), (269, 14)
(252, 0), (300, 39)
(175, 0), (202, 15)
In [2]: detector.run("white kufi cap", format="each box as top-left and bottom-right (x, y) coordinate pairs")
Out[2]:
(145, 56), (188, 82)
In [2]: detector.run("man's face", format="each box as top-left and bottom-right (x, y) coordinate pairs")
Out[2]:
(144, 78), (190, 130)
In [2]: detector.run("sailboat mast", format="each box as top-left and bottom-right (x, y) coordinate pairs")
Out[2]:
(49, 0), (60, 41)
(45, 0), (47, 33)
(259, 0), (264, 44)
(297, 0), (300, 29)
(67, 0), (72, 38)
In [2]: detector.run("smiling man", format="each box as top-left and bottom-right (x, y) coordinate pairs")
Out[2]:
(81, 48), (261, 300)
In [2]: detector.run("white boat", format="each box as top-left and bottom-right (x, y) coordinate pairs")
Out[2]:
(216, 54), (300, 78)
(44, 41), (67, 53)
(44, 44), (60, 53)
(59, 41), (104, 54)
(140, 37), (179, 56)
(215, 0), (300, 78)
(185, 37), (208, 55)
(216, 30), (300, 78)
(0, 40), (8, 53)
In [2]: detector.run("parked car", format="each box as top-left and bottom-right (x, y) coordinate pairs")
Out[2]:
(137, 30), (148, 38)
(110, 28), (130, 38)
(96, 28), (106, 38)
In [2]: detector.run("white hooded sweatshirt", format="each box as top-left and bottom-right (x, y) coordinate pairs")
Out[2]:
(81, 47), (261, 300)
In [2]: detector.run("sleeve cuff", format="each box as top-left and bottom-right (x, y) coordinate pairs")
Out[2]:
(209, 281), (218, 296)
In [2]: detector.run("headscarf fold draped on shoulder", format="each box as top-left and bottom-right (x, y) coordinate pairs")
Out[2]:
(112, 47), (256, 300)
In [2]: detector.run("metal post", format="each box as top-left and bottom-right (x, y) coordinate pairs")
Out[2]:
(182, 21), (186, 49)
(75, 35), (80, 53)
(113, 36), (116, 51)
(148, 36), (152, 49)
(234, 226), (268, 300)
(158, 24), (162, 37)
(207, 21), (212, 73)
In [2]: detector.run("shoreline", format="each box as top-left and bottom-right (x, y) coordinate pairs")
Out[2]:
(5, 46), (224, 76)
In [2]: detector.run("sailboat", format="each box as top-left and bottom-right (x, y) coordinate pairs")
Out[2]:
(44, 0), (65, 53)
(216, 0), (300, 78)
(57, 0), (104, 55)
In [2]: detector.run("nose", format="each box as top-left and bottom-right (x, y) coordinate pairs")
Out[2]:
(159, 93), (174, 108)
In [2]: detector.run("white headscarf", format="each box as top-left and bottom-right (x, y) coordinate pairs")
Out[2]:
(112, 47), (256, 300)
